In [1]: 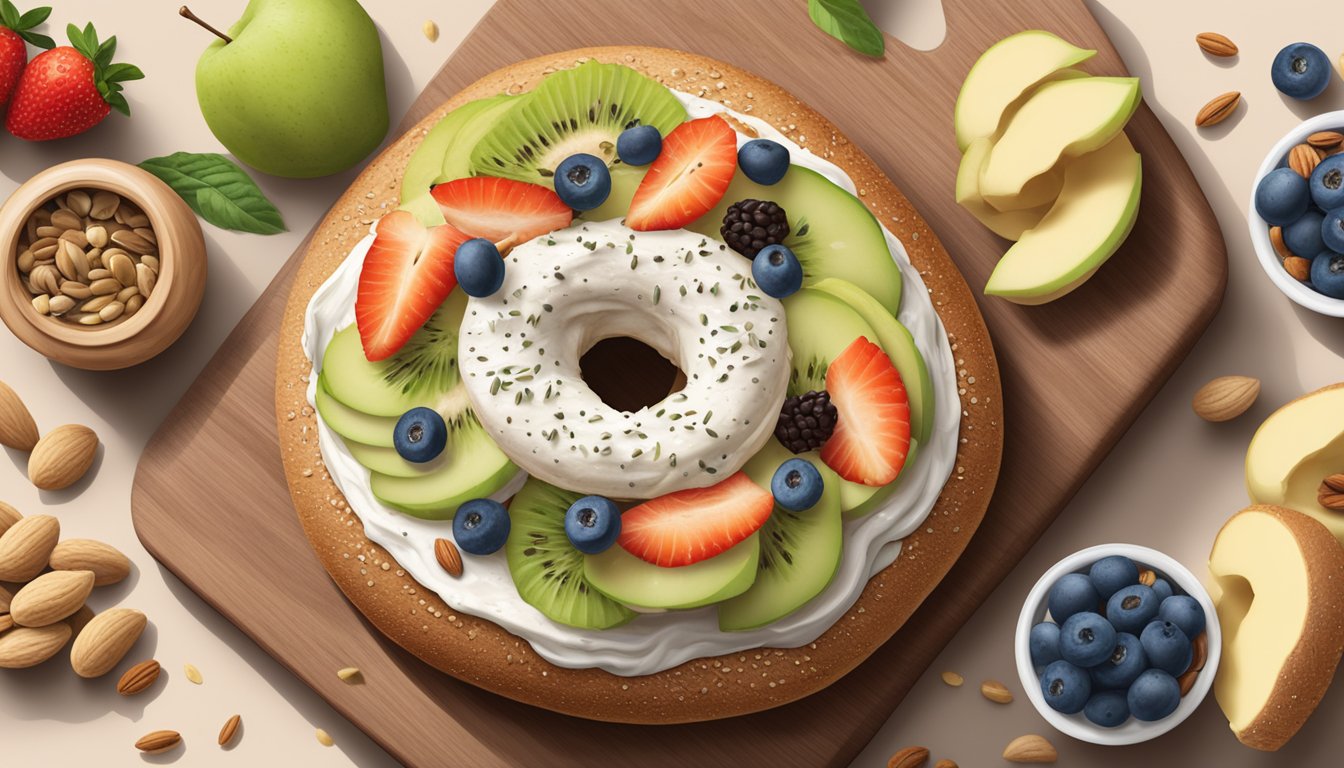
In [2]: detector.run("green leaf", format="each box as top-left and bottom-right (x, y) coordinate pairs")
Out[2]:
(103, 62), (144, 83)
(807, 0), (884, 57)
(17, 6), (50, 29)
(106, 91), (129, 116)
(94, 33), (115, 68)
(19, 30), (53, 49)
(0, 1), (20, 29)
(138, 152), (287, 235)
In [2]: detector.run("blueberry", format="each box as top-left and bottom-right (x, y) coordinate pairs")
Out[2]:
(1255, 167), (1311, 226)
(1323, 210), (1344, 254)
(617, 125), (662, 166)
(1090, 632), (1147, 690)
(1311, 251), (1344, 299)
(1150, 578), (1174, 604)
(1059, 612), (1117, 668)
(1106, 584), (1160, 635)
(1040, 659), (1091, 714)
(1158, 595), (1206, 639)
(554, 153), (612, 210)
(393, 407), (447, 463)
(770, 458), (824, 511)
(751, 244), (803, 298)
(1312, 155), (1344, 211)
(1084, 689), (1131, 729)
(452, 498), (511, 555)
(1029, 621), (1062, 668)
(1285, 209), (1326, 257)
(1271, 43), (1332, 101)
(564, 495), (621, 554)
(1127, 668), (1181, 722)
(454, 238), (505, 297)
(1088, 555), (1139, 600)
(738, 139), (790, 185)
(1048, 573), (1099, 623)
(1141, 620), (1193, 676)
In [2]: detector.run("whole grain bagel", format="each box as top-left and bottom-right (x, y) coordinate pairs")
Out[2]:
(274, 46), (1003, 724)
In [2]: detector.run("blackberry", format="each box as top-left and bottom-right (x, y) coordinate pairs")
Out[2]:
(774, 390), (837, 454)
(720, 199), (790, 259)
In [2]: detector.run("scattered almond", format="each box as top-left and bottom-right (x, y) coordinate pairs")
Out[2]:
(315, 728), (334, 747)
(422, 19), (439, 42)
(27, 424), (99, 490)
(934, 761), (958, 768)
(1195, 32), (1238, 57)
(218, 714), (242, 747)
(1319, 473), (1344, 511)
(0, 500), (20, 536)
(70, 607), (147, 678)
(1178, 665), (1199, 696)
(1308, 131), (1344, 149)
(337, 666), (363, 683)
(1285, 256), (1312, 281)
(1192, 375), (1259, 422)
(0, 514), (60, 581)
(10, 569), (94, 627)
(940, 670), (963, 687)
(1003, 734), (1057, 763)
(135, 730), (181, 754)
(117, 659), (161, 695)
(887, 746), (930, 768)
(1289, 144), (1323, 178)
(0, 380), (39, 451)
(1195, 91), (1240, 128)
(1269, 226), (1294, 260)
(49, 538), (131, 586)
(434, 537), (463, 577)
(981, 679), (1014, 704)
(1138, 568), (1156, 587)
(184, 661), (203, 684)
(1191, 632), (1209, 672)
(0, 583), (12, 613)
(0, 614), (12, 633)
(0, 623), (71, 668)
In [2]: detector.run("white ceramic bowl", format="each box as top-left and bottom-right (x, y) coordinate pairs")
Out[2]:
(1248, 110), (1344, 317)
(1014, 544), (1221, 746)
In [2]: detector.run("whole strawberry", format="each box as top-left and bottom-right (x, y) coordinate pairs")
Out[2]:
(0, 1), (54, 106)
(7, 22), (142, 141)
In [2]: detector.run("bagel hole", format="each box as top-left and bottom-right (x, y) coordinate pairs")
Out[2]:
(579, 337), (685, 413)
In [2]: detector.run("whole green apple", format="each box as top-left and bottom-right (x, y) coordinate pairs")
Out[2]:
(189, 0), (389, 178)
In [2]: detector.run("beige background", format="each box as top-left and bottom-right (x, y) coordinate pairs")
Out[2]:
(0, 0), (1341, 765)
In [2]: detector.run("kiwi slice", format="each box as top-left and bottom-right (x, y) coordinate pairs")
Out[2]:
(506, 479), (636, 630)
(470, 61), (687, 184)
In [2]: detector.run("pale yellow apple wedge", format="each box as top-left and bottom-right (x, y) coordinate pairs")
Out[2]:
(979, 77), (1141, 203)
(954, 30), (1096, 151)
(955, 138), (1049, 240)
(1246, 383), (1344, 543)
(984, 132), (1141, 305)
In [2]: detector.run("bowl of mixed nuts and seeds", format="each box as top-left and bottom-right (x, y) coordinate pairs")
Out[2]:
(0, 158), (206, 369)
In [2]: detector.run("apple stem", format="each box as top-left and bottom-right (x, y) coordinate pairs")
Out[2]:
(179, 5), (232, 43)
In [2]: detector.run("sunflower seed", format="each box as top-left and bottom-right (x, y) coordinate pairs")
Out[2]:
(89, 191), (120, 220)
(31, 265), (61, 295)
(135, 263), (156, 297)
(117, 285), (138, 303)
(36, 225), (62, 239)
(124, 294), (144, 316)
(89, 277), (121, 296)
(17, 250), (35, 272)
(47, 295), (75, 315)
(133, 227), (156, 245)
(58, 229), (88, 249)
(50, 209), (81, 230)
(66, 190), (92, 217)
(77, 313), (103, 326)
(140, 254), (159, 273)
(81, 294), (115, 313)
(60, 282), (93, 300)
(107, 251), (136, 287)
(86, 268), (112, 282)
(84, 225), (107, 248)
(99, 301), (125, 322)
(111, 229), (154, 255)
(31, 295), (49, 314)
(125, 213), (150, 228)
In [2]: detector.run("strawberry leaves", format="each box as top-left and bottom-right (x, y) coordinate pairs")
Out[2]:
(0, 1), (55, 50)
(65, 21), (142, 115)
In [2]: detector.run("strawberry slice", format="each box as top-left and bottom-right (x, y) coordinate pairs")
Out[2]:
(618, 472), (774, 567)
(355, 210), (468, 362)
(430, 176), (572, 243)
(820, 337), (912, 486)
(627, 115), (737, 231)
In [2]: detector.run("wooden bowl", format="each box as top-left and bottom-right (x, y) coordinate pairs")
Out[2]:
(0, 159), (206, 370)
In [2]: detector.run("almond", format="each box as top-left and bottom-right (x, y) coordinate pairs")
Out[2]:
(887, 746), (930, 768)
(70, 607), (147, 678)
(1285, 256), (1313, 281)
(1195, 32), (1238, 57)
(1308, 131), (1344, 149)
(940, 670), (963, 687)
(0, 380), (39, 451)
(434, 537), (463, 577)
(934, 762), (958, 768)
(0, 622), (71, 668)
(1191, 632), (1209, 671)
(1289, 144), (1323, 178)
(10, 569), (94, 627)
(218, 714), (242, 747)
(1269, 226), (1295, 260)
(0, 583), (13, 613)
(1195, 91), (1240, 128)
(1138, 568), (1156, 587)
(0, 500), (20, 536)
(0, 614), (12, 633)
(28, 424), (99, 490)
(117, 659), (161, 695)
(135, 730), (181, 754)
(0, 514), (60, 581)
(981, 679), (1014, 704)
(1003, 734), (1057, 763)
(49, 538), (131, 586)
(1320, 473), (1344, 511)
(1192, 375), (1260, 422)
(1178, 665), (1198, 696)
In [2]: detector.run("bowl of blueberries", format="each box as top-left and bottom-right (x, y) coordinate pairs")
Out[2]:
(1015, 544), (1220, 746)
(1250, 109), (1344, 317)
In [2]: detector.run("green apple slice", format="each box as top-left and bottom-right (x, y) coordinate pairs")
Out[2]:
(1246, 384), (1344, 544)
(985, 132), (1141, 304)
(979, 77), (1141, 202)
(584, 533), (760, 611)
(954, 30), (1097, 151)
(956, 138), (1049, 241)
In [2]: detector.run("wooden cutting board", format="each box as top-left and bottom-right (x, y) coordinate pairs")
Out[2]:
(131, 0), (1225, 765)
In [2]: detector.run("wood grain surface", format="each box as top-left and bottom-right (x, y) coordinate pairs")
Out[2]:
(131, 0), (1226, 765)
